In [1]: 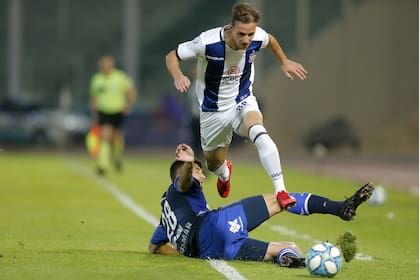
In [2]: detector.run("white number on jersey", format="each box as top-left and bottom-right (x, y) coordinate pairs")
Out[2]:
(162, 200), (178, 242)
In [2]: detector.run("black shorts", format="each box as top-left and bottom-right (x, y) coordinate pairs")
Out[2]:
(98, 112), (125, 128)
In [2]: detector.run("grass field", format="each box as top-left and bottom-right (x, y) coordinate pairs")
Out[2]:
(0, 151), (418, 279)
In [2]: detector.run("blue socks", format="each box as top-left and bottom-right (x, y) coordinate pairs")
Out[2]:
(287, 192), (311, 215)
(287, 192), (343, 216)
(276, 248), (302, 264)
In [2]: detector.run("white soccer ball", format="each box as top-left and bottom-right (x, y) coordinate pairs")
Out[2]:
(306, 242), (342, 277)
(368, 185), (387, 206)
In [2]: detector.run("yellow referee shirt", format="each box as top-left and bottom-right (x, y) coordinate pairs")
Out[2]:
(90, 69), (133, 114)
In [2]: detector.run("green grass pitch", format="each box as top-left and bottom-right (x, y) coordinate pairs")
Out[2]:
(0, 151), (418, 279)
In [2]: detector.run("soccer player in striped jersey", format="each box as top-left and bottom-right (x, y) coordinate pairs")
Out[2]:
(165, 3), (308, 209)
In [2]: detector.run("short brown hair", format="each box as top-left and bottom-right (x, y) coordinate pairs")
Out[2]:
(232, 2), (261, 25)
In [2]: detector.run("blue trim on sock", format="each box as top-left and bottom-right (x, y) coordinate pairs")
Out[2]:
(276, 248), (302, 264)
(287, 192), (311, 215)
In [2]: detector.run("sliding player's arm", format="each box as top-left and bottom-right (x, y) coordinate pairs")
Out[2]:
(148, 243), (180, 255)
(175, 144), (195, 192)
(148, 224), (180, 255)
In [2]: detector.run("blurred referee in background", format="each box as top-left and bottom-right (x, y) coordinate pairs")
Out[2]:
(89, 55), (137, 175)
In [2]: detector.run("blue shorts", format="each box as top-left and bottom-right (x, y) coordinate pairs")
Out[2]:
(197, 195), (269, 260)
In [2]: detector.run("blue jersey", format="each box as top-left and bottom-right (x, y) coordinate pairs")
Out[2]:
(176, 26), (269, 112)
(150, 177), (209, 257)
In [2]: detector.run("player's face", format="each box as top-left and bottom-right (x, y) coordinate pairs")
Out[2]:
(192, 163), (206, 186)
(232, 21), (257, 50)
(99, 57), (114, 74)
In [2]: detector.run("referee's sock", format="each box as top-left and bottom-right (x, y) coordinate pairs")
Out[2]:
(98, 141), (111, 171)
(113, 136), (124, 170)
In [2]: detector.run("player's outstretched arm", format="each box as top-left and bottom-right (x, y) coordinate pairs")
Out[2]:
(175, 143), (195, 192)
(266, 34), (308, 80)
(124, 85), (137, 114)
(165, 50), (191, 93)
(148, 243), (180, 255)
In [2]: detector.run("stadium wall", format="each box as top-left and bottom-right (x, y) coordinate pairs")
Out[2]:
(260, 0), (418, 155)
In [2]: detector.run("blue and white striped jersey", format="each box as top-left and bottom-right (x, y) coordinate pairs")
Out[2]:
(176, 26), (269, 112)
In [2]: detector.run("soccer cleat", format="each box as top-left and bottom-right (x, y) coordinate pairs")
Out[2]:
(96, 166), (106, 176)
(114, 160), (123, 173)
(276, 191), (297, 209)
(339, 182), (374, 221)
(279, 256), (306, 268)
(217, 161), (232, 198)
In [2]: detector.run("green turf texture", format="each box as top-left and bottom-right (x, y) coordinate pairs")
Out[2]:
(0, 152), (418, 279)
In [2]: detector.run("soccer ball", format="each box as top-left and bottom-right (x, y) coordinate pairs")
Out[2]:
(368, 185), (387, 206)
(306, 242), (342, 277)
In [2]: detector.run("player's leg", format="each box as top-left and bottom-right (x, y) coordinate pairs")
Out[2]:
(240, 194), (286, 231)
(265, 241), (305, 268)
(204, 147), (228, 173)
(230, 195), (301, 265)
(112, 128), (124, 172)
(204, 148), (232, 197)
(242, 110), (285, 191)
(200, 111), (234, 197)
(287, 183), (374, 221)
(235, 97), (295, 209)
(97, 120), (113, 175)
(203, 195), (300, 264)
(234, 238), (304, 268)
(111, 112), (125, 172)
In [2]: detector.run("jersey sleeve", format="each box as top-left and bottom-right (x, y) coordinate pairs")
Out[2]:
(256, 26), (270, 48)
(150, 223), (169, 245)
(176, 34), (204, 61)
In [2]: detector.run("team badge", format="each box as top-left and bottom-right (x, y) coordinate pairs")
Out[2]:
(228, 216), (243, 233)
(248, 50), (258, 63)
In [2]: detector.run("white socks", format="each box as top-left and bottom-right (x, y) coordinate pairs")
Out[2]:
(211, 160), (230, 182)
(249, 124), (286, 193)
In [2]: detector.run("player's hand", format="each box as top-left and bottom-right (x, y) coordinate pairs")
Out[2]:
(175, 143), (195, 162)
(173, 76), (191, 93)
(281, 59), (308, 80)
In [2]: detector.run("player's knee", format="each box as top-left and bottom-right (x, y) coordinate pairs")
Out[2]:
(248, 124), (268, 143)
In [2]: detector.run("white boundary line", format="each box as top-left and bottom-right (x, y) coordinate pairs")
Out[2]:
(64, 157), (247, 280)
(207, 259), (247, 280)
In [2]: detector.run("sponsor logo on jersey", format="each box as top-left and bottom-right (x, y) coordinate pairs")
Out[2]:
(227, 66), (240, 75)
(222, 66), (241, 82)
(228, 216), (243, 233)
(206, 55), (224, 61)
